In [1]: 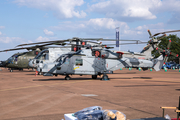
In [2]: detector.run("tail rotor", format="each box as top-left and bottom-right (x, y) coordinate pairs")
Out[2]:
(154, 38), (179, 64)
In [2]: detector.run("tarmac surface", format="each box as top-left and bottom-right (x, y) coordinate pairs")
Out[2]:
(0, 68), (180, 120)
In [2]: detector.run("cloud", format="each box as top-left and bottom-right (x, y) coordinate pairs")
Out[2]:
(14, 0), (86, 19)
(89, 0), (159, 21)
(36, 36), (50, 42)
(51, 18), (172, 41)
(0, 26), (5, 29)
(87, 18), (127, 30)
(52, 18), (129, 34)
(0, 37), (23, 43)
(52, 18), (150, 39)
(0, 32), (2, 36)
(89, 0), (180, 23)
(43, 29), (54, 36)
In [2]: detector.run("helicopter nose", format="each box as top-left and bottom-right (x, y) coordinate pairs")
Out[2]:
(0, 61), (6, 67)
(29, 60), (35, 68)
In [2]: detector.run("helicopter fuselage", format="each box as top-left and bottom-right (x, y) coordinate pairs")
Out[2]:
(38, 49), (155, 78)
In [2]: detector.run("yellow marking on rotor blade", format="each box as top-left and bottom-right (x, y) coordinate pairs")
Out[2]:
(0, 80), (93, 92)
(73, 66), (79, 70)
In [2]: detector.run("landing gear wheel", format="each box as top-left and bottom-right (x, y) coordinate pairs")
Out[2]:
(38, 72), (42, 75)
(92, 75), (97, 79)
(19, 68), (23, 71)
(101, 74), (109, 81)
(65, 75), (70, 80)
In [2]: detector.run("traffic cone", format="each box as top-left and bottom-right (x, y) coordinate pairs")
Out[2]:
(35, 71), (38, 76)
(164, 67), (167, 72)
(173, 67), (175, 70)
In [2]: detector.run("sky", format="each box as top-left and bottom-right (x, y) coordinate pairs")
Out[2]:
(0, 0), (180, 60)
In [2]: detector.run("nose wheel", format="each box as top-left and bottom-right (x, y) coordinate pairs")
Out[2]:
(65, 75), (71, 80)
(10, 69), (13, 72)
(92, 75), (97, 79)
(101, 74), (109, 81)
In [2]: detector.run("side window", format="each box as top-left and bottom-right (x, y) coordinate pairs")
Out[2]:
(45, 53), (49, 60)
(75, 59), (83, 66)
(65, 58), (70, 64)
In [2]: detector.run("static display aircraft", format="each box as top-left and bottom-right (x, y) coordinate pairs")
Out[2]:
(35, 29), (180, 80)
(18, 38), (140, 75)
(37, 46), (163, 80)
(0, 48), (41, 72)
(28, 41), (102, 70)
(0, 40), (71, 72)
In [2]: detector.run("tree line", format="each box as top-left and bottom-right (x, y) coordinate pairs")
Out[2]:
(152, 34), (180, 64)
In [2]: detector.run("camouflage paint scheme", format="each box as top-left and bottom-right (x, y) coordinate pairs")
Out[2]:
(1, 50), (41, 72)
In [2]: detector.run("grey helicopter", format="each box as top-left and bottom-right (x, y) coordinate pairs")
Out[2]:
(27, 40), (104, 70)
(35, 29), (180, 80)
(17, 29), (169, 74)
(16, 38), (140, 75)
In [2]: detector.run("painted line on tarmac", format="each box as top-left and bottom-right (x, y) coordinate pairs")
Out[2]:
(0, 80), (93, 92)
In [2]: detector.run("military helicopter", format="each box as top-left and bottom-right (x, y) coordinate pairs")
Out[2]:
(16, 38), (140, 75)
(27, 40), (103, 70)
(0, 47), (42, 72)
(17, 35), (160, 75)
(37, 45), (163, 80)
(35, 29), (180, 80)
(0, 39), (74, 72)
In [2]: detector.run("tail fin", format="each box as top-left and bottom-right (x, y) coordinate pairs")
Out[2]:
(140, 44), (154, 57)
(152, 55), (164, 71)
(140, 41), (160, 59)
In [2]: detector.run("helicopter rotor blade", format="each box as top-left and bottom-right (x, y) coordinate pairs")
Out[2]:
(164, 55), (168, 63)
(155, 47), (164, 53)
(0, 46), (39, 52)
(148, 29), (153, 38)
(152, 30), (180, 37)
(157, 34), (167, 41)
(0, 42), (69, 52)
(16, 39), (69, 47)
(93, 39), (141, 42)
(78, 38), (103, 41)
(170, 52), (179, 57)
(167, 38), (172, 50)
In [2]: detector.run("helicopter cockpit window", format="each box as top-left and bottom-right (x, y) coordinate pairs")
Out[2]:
(35, 49), (49, 60)
(7, 55), (14, 63)
(14, 52), (27, 61)
(8, 53), (27, 63)
(75, 59), (83, 66)
(55, 54), (70, 65)
(42, 52), (49, 60)
(56, 55), (65, 63)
